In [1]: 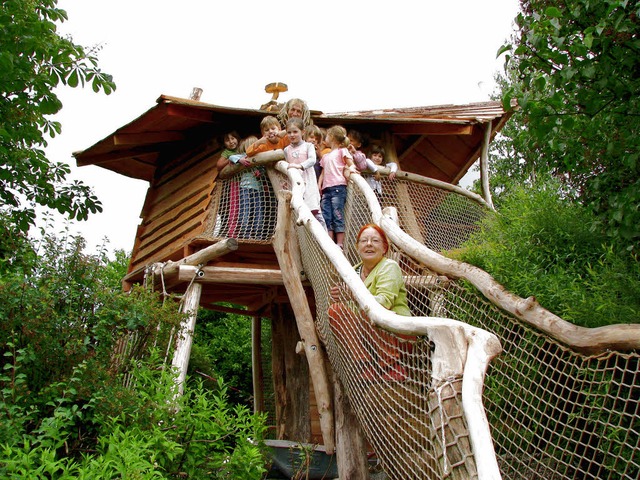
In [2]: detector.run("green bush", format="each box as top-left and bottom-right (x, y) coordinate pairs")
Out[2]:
(0, 223), (268, 478)
(1, 354), (267, 479)
(454, 180), (640, 327)
(189, 309), (254, 406)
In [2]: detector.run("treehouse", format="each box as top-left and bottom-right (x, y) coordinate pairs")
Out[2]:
(74, 87), (640, 480)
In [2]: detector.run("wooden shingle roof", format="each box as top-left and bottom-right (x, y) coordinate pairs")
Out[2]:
(74, 95), (514, 184)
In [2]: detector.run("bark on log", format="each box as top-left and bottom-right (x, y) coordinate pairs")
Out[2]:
(272, 303), (311, 441)
(171, 281), (203, 396)
(252, 316), (264, 414)
(379, 214), (640, 354)
(153, 238), (238, 277)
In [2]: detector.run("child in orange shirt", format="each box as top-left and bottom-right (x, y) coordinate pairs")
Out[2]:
(245, 115), (289, 158)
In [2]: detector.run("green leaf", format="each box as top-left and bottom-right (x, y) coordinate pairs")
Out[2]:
(497, 44), (512, 57)
(502, 89), (513, 111)
(584, 33), (594, 48)
(67, 69), (79, 88)
(545, 7), (562, 18)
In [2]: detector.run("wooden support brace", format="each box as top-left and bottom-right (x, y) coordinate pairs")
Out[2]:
(179, 265), (284, 285)
(154, 238), (238, 277)
(272, 190), (336, 454)
(480, 121), (495, 210)
(382, 132), (426, 244)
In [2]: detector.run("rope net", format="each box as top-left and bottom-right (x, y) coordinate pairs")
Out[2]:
(352, 173), (639, 480)
(367, 174), (488, 252)
(212, 170), (279, 242)
(207, 161), (638, 479)
(298, 218), (478, 480)
(270, 164), (501, 480)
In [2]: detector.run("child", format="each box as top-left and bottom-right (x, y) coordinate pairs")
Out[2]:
(319, 125), (355, 249)
(304, 124), (324, 190)
(245, 115), (289, 157)
(346, 129), (369, 172)
(364, 144), (398, 198)
(228, 136), (265, 239)
(216, 131), (242, 237)
(284, 118), (326, 230)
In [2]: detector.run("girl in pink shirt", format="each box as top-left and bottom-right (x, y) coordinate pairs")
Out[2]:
(318, 125), (355, 249)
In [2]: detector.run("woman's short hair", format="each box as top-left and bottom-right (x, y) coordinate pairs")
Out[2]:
(356, 223), (389, 253)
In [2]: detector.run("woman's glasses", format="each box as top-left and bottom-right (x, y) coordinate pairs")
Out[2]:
(358, 237), (383, 246)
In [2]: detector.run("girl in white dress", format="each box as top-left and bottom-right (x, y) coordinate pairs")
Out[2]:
(283, 118), (326, 230)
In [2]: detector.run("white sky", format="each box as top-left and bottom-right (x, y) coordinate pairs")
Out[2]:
(44, 0), (520, 255)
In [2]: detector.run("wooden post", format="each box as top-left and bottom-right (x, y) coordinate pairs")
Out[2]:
(382, 132), (426, 243)
(272, 190), (336, 453)
(171, 280), (203, 396)
(333, 377), (370, 480)
(252, 316), (264, 414)
(271, 303), (311, 441)
(480, 121), (495, 210)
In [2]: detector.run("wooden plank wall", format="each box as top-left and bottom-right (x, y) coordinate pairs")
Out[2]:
(128, 138), (221, 274)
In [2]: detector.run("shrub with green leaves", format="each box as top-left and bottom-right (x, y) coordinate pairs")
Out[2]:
(454, 180), (640, 328)
(0, 224), (268, 478)
(189, 309), (255, 407)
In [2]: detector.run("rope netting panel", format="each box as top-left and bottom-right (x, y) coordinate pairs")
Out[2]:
(456, 290), (640, 480)
(211, 170), (278, 242)
(369, 174), (488, 252)
(297, 224), (478, 480)
(275, 164), (503, 480)
(352, 175), (640, 479)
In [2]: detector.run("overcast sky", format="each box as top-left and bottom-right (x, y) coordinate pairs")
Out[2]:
(45, 0), (520, 255)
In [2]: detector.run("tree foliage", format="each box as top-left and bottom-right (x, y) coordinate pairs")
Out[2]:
(189, 308), (255, 407)
(497, 0), (640, 250)
(456, 179), (640, 327)
(0, 225), (268, 478)
(0, 0), (116, 232)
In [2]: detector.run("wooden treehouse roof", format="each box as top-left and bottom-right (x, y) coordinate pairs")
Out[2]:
(74, 95), (514, 184)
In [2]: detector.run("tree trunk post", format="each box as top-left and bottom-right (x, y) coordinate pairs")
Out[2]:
(480, 121), (494, 210)
(252, 315), (264, 414)
(171, 280), (203, 396)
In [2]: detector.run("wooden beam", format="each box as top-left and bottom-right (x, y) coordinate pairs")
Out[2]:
(390, 124), (473, 135)
(333, 376), (369, 479)
(381, 215), (640, 355)
(155, 238), (238, 277)
(382, 132), (425, 244)
(252, 316), (264, 414)
(219, 149), (285, 179)
(113, 131), (186, 145)
(179, 265), (284, 285)
(272, 189), (336, 454)
(75, 145), (161, 167)
(200, 303), (260, 317)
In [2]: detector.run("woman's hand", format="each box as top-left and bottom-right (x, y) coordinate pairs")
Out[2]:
(330, 284), (344, 302)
